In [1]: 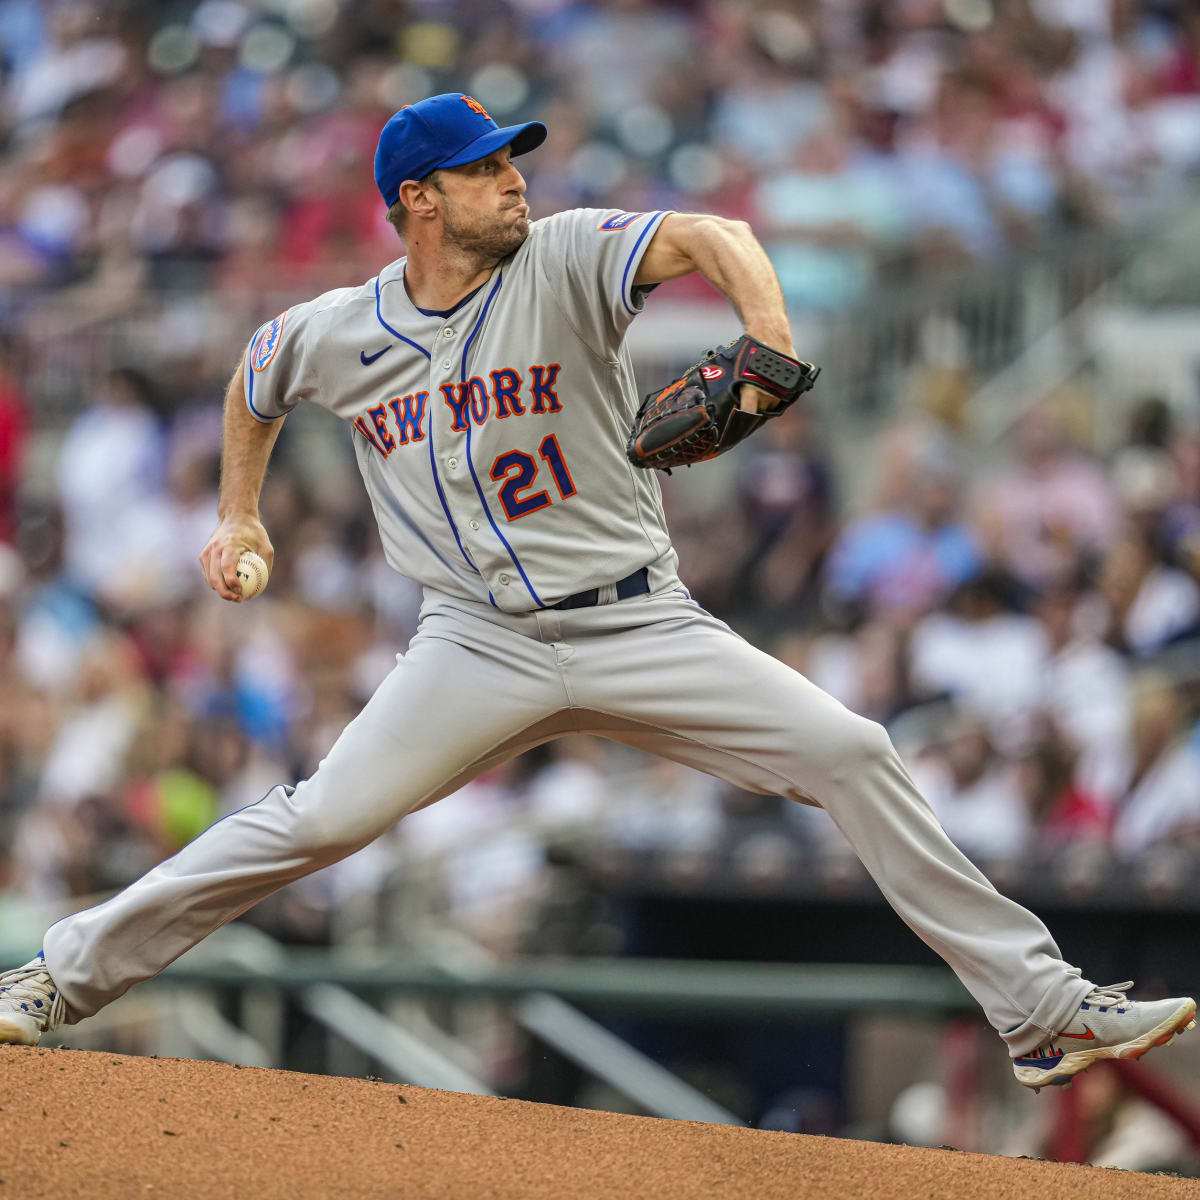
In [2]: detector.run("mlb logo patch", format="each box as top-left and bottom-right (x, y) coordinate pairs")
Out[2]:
(251, 313), (286, 372)
(598, 212), (643, 232)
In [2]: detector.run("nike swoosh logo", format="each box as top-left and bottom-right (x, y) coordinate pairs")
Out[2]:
(1058, 1026), (1095, 1040)
(360, 346), (393, 366)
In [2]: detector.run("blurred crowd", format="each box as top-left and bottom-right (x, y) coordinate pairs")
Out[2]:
(4, 0), (1200, 313)
(731, 395), (1200, 873)
(2, 0), (1200, 953)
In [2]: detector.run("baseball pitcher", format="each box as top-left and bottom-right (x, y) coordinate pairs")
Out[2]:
(1, 94), (1193, 1093)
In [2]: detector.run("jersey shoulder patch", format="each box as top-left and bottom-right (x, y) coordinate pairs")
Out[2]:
(597, 211), (644, 232)
(250, 313), (286, 372)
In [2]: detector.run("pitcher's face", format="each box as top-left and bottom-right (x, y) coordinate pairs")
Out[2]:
(435, 147), (530, 261)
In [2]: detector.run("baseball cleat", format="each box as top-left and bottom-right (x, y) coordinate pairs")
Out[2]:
(1013, 981), (1196, 1091)
(0, 952), (66, 1045)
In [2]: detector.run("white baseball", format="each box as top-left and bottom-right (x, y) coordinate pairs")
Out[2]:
(234, 551), (269, 600)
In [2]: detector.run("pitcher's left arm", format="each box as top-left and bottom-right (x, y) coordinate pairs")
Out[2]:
(634, 214), (794, 414)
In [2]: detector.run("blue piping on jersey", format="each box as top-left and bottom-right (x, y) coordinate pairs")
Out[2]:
(426, 425), (481, 576)
(460, 273), (546, 609)
(361, 442), (469, 578)
(375, 276), (433, 360)
(245, 327), (287, 421)
(371, 275), (480, 576)
(620, 211), (666, 316)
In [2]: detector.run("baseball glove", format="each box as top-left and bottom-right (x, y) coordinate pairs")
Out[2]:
(625, 335), (820, 471)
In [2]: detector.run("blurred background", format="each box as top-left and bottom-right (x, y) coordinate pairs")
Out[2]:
(3, 0), (1200, 1174)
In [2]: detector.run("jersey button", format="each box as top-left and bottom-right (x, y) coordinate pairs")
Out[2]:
(441, 358), (452, 368)
(499, 573), (511, 586)
(447, 457), (458, 469)
(469, 520), (480, 530)
(442, 328), (455, 338)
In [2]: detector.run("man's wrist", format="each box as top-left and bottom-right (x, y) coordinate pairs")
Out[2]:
(745, 324), (795, 358)
(217, 503), (261, 522)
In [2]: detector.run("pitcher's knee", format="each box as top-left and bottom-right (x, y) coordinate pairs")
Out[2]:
(819, 713), (896, 773)
(285, 783), (377, 858)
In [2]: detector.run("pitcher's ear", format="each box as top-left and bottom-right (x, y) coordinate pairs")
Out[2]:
(399, 171), (444, 224)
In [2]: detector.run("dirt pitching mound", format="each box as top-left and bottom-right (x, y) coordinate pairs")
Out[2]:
(0, 1046), (1197, 1198)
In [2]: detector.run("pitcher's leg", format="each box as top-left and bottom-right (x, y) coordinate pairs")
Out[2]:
(43, 615), (566, 1020)
(569, 596), (1091, 1056)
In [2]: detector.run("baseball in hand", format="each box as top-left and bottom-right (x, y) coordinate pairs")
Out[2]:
(234, 551), (269, 600)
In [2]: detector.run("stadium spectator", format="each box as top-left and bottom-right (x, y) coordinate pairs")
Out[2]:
(0, 334), (28, 545)
(823, 428), (980, 622)
(1099, 529), (1200, 656)
(1014, 725), (1111, 849)
(972, 401), (1122, 588)
(1034, 570), (1133, 805)
(55, 367), (166, 601)
(909, 713), (1027, 862)
(753, 125), (908, 311)
(908, 571), (1049, 755)
(1111, 675), (1200, 857)
(735, 409), (834, 626)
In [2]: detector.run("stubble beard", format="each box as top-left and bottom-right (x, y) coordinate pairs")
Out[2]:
(442, 198), (529, 267)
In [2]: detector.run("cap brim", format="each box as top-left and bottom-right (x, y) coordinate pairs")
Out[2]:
(438, 121), (547, 171)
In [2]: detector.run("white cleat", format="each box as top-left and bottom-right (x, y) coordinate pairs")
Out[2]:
(1013, 981), (1197, 1091)
(0, 953), (66, 1046)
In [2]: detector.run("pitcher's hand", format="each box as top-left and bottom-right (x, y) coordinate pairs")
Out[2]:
(737, 383), (780, 415)
(738, 336), (799, 414)
(200, 514), (274, 602)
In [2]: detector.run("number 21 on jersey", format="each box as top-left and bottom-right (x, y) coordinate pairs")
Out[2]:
(490, 434), (576, 521)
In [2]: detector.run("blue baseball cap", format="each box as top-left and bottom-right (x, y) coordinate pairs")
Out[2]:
(374, 93), (547, 209)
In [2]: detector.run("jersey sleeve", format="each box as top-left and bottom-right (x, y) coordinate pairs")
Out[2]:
(242, 301), (321, 422)
(537, 208), (672, 357)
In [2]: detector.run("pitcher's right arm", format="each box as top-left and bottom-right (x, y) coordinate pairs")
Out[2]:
(200, 349), (284, 601)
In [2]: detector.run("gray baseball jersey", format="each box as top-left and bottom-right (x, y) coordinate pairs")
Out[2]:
(244, 207), (676, 612)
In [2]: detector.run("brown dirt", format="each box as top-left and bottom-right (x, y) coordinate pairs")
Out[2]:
(1, 1047), (1198, 1199)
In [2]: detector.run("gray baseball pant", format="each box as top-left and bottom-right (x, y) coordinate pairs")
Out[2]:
(43, 586), (1091, 1056)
